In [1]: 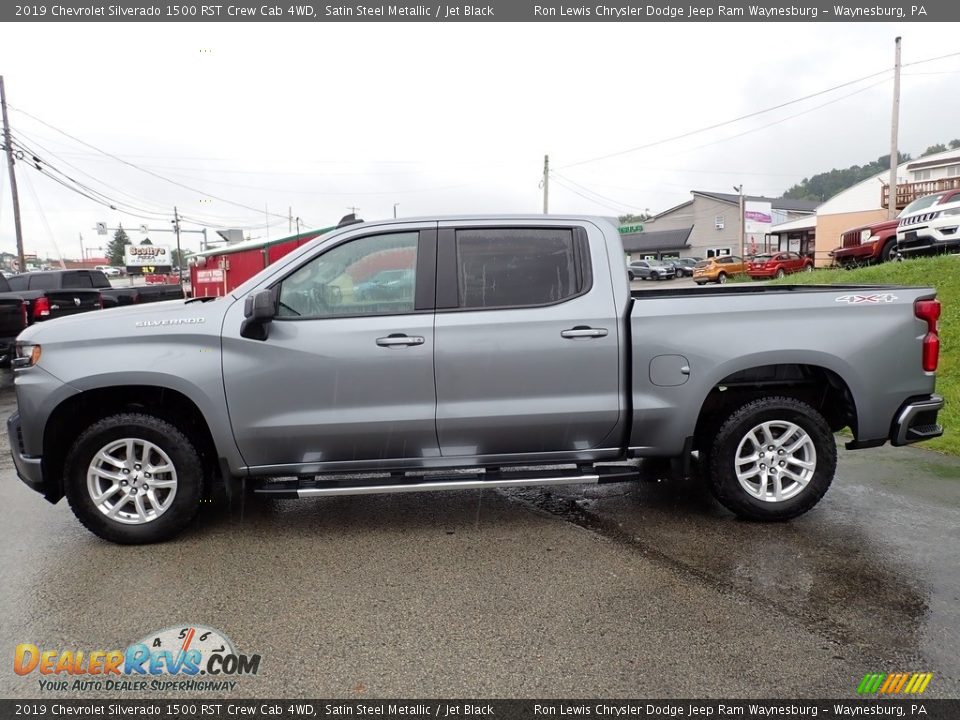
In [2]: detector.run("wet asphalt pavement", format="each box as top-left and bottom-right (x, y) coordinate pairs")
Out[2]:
(1, 370), (958, 700)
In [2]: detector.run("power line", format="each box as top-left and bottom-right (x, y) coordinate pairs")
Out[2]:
(10, 132), (288, 231)
(550, 172), (650, 212)
(549, 175), (632, 214)
(558, 67), (896, 170)
(7, 104), (293, 221)
(556, 78), (890, 202)
(901, 49), (960, 67)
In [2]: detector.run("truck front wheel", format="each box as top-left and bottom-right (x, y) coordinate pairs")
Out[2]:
(881, 239), (898, 263)
(64, 413), (204, 544)
(708, 396), (836, 521)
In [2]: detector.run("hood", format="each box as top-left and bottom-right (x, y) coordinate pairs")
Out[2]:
(18, 297), (230, 344)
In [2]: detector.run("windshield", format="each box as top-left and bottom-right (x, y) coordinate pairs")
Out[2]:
(899, 193), (946, 217)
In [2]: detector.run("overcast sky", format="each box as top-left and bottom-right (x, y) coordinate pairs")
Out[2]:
(0, 21), (958, 259)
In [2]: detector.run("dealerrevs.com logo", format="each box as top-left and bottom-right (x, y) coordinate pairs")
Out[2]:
(15, 624), (261, 693)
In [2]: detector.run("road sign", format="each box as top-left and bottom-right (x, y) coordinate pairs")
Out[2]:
(140, 224), (149, 234)
(96, 222), (107, 236)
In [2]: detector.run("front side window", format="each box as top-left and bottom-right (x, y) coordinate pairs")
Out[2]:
(276, 232), (418, 319)
(455, 228), (584, 310)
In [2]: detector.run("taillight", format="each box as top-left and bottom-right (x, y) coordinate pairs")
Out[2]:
(32, 297), (50, 320)
(915, 298), (941, 372)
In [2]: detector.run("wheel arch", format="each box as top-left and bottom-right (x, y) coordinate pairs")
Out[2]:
(692, 361), (859, 452)
(42, 385), (224, 502)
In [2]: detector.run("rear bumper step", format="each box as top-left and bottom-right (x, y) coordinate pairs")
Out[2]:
(253, 465), (640, 499)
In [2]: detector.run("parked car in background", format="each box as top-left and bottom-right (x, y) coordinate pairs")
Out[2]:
(2, 272), (103, 325)
(667, 257), (700, 277)
(692, 256), (746, 285)
(0, 274), (28, 365)
(354, 268), (415, 301)
(747, 252), (814, 280)
(6, 270), (183, 312)
(897, 190), (960, 257)
(628, 259), (675, 281)
(103, 267), (122, 277)
(832, 219), (900, 268)
(832, 191), (960, 268)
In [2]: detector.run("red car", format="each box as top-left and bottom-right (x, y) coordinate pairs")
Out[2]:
(747, 251), (814, 279)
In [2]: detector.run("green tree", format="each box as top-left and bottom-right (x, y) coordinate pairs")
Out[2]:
(922, 143), (948, 157)
(618, 212), (651, 225)
(105, 227), (131, 266)
(140, 237), (153, 245)
(950, 139), (960, 150)
(171, 248), (191, 268)
(783, 152), (911, 202)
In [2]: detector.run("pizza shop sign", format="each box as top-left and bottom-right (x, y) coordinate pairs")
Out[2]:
(124, 245), (172, 273)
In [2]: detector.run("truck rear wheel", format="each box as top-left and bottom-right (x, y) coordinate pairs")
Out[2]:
(64, 413), (203, 544)
(707, 396), (836, 521)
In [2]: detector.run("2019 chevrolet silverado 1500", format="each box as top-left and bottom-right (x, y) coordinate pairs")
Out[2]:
(8, 216), (945, 544)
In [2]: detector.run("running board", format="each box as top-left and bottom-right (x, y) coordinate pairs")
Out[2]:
(253, 466), (640, 500)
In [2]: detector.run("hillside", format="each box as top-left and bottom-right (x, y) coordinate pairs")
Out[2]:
(768, 256), (959, 455)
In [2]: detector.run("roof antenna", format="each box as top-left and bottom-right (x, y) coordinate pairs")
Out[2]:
(337, 213), (363, 228)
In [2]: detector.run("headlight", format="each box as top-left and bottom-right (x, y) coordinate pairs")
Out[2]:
(860, 229), (872, 242)
(13, 343), (41, 369)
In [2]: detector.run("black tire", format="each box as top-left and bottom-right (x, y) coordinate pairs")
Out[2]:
(695, 281), (706, 286)
(717, 272), (728, 284)
(65, 413), (204, 544)
(707, 396), (836, 521)
(628, 272), (634, 281)
(775, 268), (786, 279)
(804, 264), (813, 272)
(880, 240), (898, 263)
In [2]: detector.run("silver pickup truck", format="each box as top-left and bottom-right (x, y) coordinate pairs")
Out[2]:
(7, 216), (945, 544)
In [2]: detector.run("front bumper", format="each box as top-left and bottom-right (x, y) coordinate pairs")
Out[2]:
(890, 395), (944, 446)
(8, 412), (45, 494)
(898, 225), (960, 254)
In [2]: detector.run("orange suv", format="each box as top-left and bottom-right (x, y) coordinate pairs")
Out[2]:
(692, 255), (746, 285)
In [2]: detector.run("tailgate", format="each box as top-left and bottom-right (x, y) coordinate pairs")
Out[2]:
(0, 298), (26, 339)
(45, 290), (102, 318)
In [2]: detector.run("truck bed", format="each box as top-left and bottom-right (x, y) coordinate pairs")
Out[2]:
(627, 283), (937, 456)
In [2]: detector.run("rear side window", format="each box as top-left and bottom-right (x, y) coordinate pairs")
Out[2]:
(62, 272), (93, 288)
(455, 228), (588, 309)
(28, 274), (56, 291)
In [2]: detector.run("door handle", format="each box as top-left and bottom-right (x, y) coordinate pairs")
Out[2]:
(376, 334), (425, 347)
(561, 327), (608, 339)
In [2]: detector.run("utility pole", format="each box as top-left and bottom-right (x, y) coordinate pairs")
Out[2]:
(295, 217), (301, 235)
(173, 206), (183, 286)
(79, 232), (85, 264)
(393, 203), (399, 219)
(735, 184), (745, 260)
(288, 206), (292, 234)
(542, 154), (550, 214)
(888, 36), (902, 219)
(0, 76), (26, 273)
